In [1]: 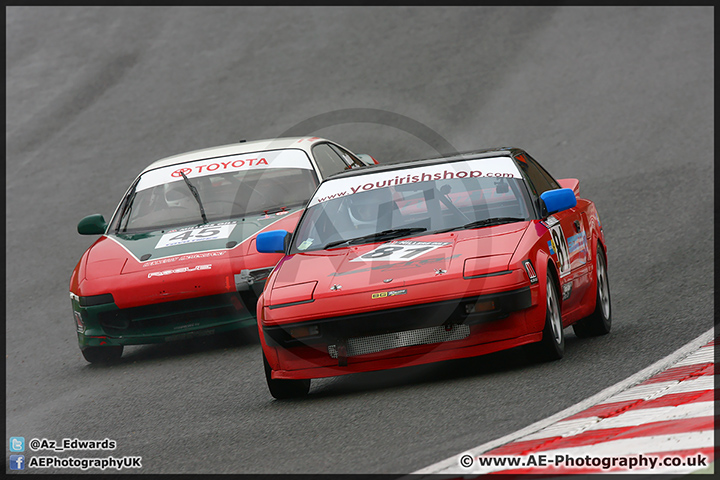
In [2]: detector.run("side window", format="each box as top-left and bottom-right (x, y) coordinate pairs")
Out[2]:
(515, 153), (557, 196)
(526, 153), (560, 190)
(312, 143), (351, 178)
(329, 144), (365, 168)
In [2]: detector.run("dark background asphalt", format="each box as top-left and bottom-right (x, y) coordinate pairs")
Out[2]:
(5, 6), (713, 474)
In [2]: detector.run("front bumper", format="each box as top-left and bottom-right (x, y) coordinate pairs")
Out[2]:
(72, 292), (256, 348)
(262, 285), (541, 379)
(270, 331), (543, 380)
(263, 286), (532, 349)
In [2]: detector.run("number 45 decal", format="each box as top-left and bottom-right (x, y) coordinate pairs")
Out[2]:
(350, 241), (449, 262)
(156, 224), (237, 249)
(548, 224), (571, 277)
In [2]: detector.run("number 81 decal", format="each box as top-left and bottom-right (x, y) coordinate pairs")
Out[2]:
(350, 240), (449, 262)
(548, 224), (571, 277)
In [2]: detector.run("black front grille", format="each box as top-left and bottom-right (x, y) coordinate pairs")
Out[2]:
(263, 287), (531, 348)
(98, 293), (248, 333)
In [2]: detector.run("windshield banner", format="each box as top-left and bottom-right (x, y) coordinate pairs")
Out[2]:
(309, 157), (522, 207)
(136, 149), (313, 192)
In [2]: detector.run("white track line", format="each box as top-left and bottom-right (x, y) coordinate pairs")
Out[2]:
(674, 347), (714, 366)
(575, 401), (714, 430)
(531, 391), (715, 437)
(605, 374), (713, 404)
(520, 401), (715, 441)
(412, 326), (715, 476)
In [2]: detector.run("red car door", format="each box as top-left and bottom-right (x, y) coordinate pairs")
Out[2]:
(515, 153), (592, 315)
(543, 199), (592, 314)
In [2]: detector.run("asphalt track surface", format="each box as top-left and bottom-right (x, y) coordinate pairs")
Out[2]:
(5, 6), (713, 474)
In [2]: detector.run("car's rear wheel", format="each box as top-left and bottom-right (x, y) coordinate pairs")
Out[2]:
(573, 246), (612, 337)
(263, 353), (310, 400)
(534, 272), (565, 361)
(81, 346), (123, 364)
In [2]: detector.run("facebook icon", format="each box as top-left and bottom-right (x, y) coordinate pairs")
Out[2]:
(9, 454), (25, 470)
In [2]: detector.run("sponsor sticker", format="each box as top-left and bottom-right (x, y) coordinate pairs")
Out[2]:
(298, 238), (314, 251)
(147, 264), (212, 278)
(136, 149), (313, 192)
(334, 254), (462, 277)
(350, 240), (450, 263)
(142, 250), (227, 267)
(372, 289), (407, 299)
(547, 240), (556, 255)
(174, 322), (200, 331)
(540, 215), (560, 228)
(562, 281), (573, 300)
(566, 230), (589, 267)
(165, 329), (215, 342)
(567, 230), (588, 255)
(310, 156), (522, 207)
(155, 223), (236, 249)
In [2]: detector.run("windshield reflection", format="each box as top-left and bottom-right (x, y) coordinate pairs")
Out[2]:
(292, 175), (531, 253)
(116, 167), (317, 233)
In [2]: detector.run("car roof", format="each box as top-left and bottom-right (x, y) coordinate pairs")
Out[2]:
(140, 136), (329, 173)
(325, 146), (524, 180)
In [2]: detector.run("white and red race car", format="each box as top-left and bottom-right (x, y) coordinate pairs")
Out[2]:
(70, 137), (376, 363)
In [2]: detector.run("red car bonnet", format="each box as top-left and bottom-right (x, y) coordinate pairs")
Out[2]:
(269, 223), (529, 306)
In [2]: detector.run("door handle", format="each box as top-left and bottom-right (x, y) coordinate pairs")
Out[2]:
(573, 220), (582, 232)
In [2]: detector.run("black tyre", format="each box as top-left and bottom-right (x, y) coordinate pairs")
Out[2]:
(263, 353), (310, 400)
(81, 346), (123, 364)
(534, 271), (565, 361)
(573, 246), (612, 338)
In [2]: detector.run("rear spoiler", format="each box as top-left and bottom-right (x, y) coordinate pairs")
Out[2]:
(557, 178), (580, 198)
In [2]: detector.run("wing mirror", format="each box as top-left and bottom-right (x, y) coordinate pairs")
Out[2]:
(540, 188), (577, 215)
(495, 179), (509, 194)
(256, 230), (291, 253)
(77, 214), (108, 235)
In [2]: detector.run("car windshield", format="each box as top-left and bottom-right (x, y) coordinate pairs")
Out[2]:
(291, 156), (532, 253)
(113, 149), (318, 233)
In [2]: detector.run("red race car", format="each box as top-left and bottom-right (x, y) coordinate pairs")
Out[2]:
(70, 137), (376, 363)
(256, 147), (611, 399)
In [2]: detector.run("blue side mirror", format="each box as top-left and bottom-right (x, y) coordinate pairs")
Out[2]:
(540, 188), (577, 214)
(256, 230), (290, 253)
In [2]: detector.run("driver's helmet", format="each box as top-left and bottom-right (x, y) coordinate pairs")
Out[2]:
(348, 188), (394, 227)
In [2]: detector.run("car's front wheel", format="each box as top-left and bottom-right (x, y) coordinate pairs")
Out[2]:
(573, 245), (612, 338)
(81, 346), (123, 364)
(534, 272), (565, 361)
(263, 353), (310, 400)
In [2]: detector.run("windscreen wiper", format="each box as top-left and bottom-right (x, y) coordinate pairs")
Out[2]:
(180, 171), (208, 224)
(116, 177), (140, 233)
(324, 227), (427, 249)
(439, 217), (526, 233)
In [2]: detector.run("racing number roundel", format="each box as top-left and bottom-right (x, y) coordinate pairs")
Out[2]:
(350, 241), (448, 262)
(362, 245), (407, 259)
(548, 224), (570, 277)
(156, 223), (237, 249)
